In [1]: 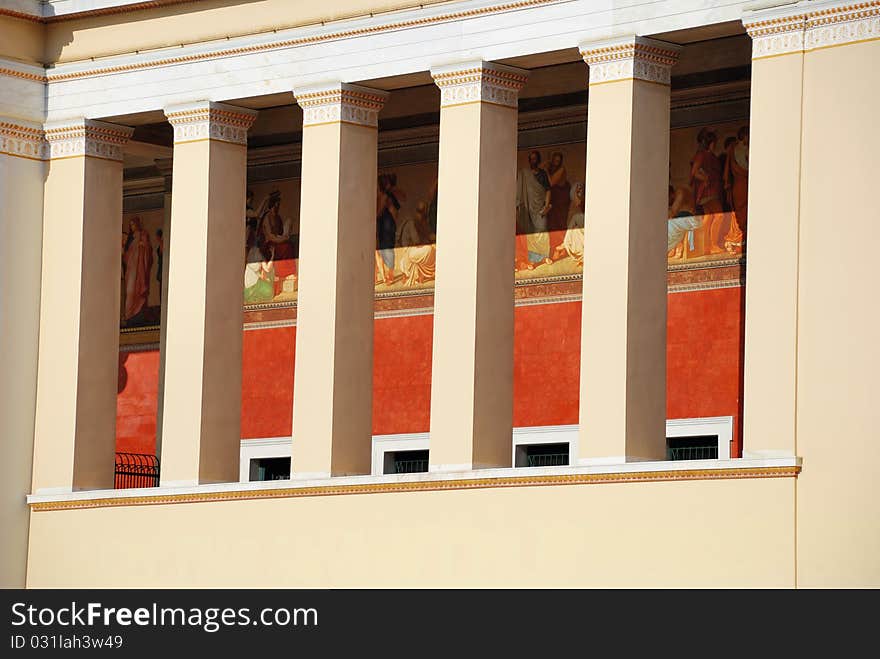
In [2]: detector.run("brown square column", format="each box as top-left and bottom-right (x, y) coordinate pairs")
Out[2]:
(578, 37), (680, 464)
(32, 119), (133, 492)
(160, 102), (257, 486)
(291, 83), (388, 478)
(428, 61), (529, 472)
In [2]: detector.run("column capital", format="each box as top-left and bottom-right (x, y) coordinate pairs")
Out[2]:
(430, 60), (529, 109)
(293, 82), (389, 128)
(743, 0), (880, 58)
(0, 118), (47, 161)
(579, 35), (681, 86)
(164, 101), (257, 146)
(43, 118), (133, 162)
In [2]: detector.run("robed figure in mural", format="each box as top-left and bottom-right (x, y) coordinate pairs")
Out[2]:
(546, 151), (571, 262)
(121, 216), (153, 323)
(722, 126), (749, 254)
(258, 189), (297, 297)
(516, 149), (552, 270)
(397, 201), (436, 287)
(690, 128), (726, 255)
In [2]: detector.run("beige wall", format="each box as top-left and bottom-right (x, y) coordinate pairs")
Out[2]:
(44, 0), (452, 64)
(0, 15), (45, 65)
(26, 476), (796, 587)
(795, 39), (880, 588)
(0, 152), (44, 587)
(742, 51), (803, 458)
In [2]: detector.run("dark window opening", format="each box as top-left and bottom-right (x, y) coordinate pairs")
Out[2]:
(515, 443), (569, 468)
(250, 457), (291, 481)
(666, 436), (718, 461)
(384, 449), (429, 474)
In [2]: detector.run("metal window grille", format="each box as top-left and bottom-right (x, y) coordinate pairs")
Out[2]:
(526, 452), (569, 467)
(394, 458), (428, 474)
(114, 452), (160, 489)
(668, 445), (718, 461)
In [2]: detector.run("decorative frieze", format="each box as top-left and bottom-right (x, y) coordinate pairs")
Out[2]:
(0, 119), (47, 160)
(293, 83), (389, 128)
(164, 101), (258, 145)
(805, 1), (880, 50)
(580, 36), (681, 86)
(431, 61), (529, 108)
(43, 119), (133, 161)
(744, 1), (880, 57)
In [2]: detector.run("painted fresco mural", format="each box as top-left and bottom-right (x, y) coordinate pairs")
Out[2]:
(121, 120), (748, 329)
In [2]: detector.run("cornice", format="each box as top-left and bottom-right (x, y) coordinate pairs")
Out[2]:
(44, 0), (564, 82)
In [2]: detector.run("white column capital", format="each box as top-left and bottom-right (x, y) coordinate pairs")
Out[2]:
(293, 82), (389, 128)
(430, 60), (529, 109)
(164, 101), (258, 146)
(744, 0), (880, 58)
(43, 118), (133, 162)
(579, 35), (681, 86)
(0, 118), (47, 160)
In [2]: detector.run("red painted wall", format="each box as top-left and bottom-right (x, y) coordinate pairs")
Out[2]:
(116, 288), (744, 457)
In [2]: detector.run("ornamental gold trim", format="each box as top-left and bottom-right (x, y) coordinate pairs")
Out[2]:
(165, 102), (258, 145)
(44, 120), (133, 161)
(431, 62), (529, 109)
(46, 0), (562, 82)
(30, 465), (801, 511)
(295, 84), (389, 128)
(580, 37), (681, 86)
(0, 66), (48, 83)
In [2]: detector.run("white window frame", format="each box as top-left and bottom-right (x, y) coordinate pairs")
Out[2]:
(240, 416), (734, 480)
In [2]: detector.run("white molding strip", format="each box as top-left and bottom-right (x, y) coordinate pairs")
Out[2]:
(29, 455), (802, 506)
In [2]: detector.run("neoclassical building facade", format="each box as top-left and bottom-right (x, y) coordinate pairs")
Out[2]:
(1, 0), (877, 587)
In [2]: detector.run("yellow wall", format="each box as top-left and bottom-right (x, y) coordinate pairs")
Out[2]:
(27, 477), (796, 587)
(44, 0), (454, 64)
(0, 152), (45, 587)
(795, 38), (880, 588)
(0, 15), (46, 65)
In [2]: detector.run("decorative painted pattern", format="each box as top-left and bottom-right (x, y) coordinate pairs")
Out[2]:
(294, 84), (389, 128)
(0, 120), (48, 160)
(432, 63), (529, 108)
(29, 464), (800, 511)
(164, 103), (258, 145)
(805, 1), (880, 50)
(580, 37), (681, 85)
(44, 119), (133, 161)
(745, 1), (880, 57)
(45, 0), (562, 82)
(0, 66), (48, 83)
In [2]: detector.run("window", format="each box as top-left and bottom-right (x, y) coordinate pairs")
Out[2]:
(666, 436), (718, 461)
(249, 457), (291, 481)
(515, 442), (569, 467)
(384, 450), (429, 475)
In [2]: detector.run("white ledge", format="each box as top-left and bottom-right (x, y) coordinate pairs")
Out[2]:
(28, 456), (802, 505)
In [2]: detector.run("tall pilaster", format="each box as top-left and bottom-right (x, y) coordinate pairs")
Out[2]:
(160, 102), (257, 486)
(740, 13), (806, 458)
(32, 119), (133, 492)
(290, 83), (388, 478)
(0, 119), (46, 586)
(577, 37), (680, 464)
(428, 61), (528, 472)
